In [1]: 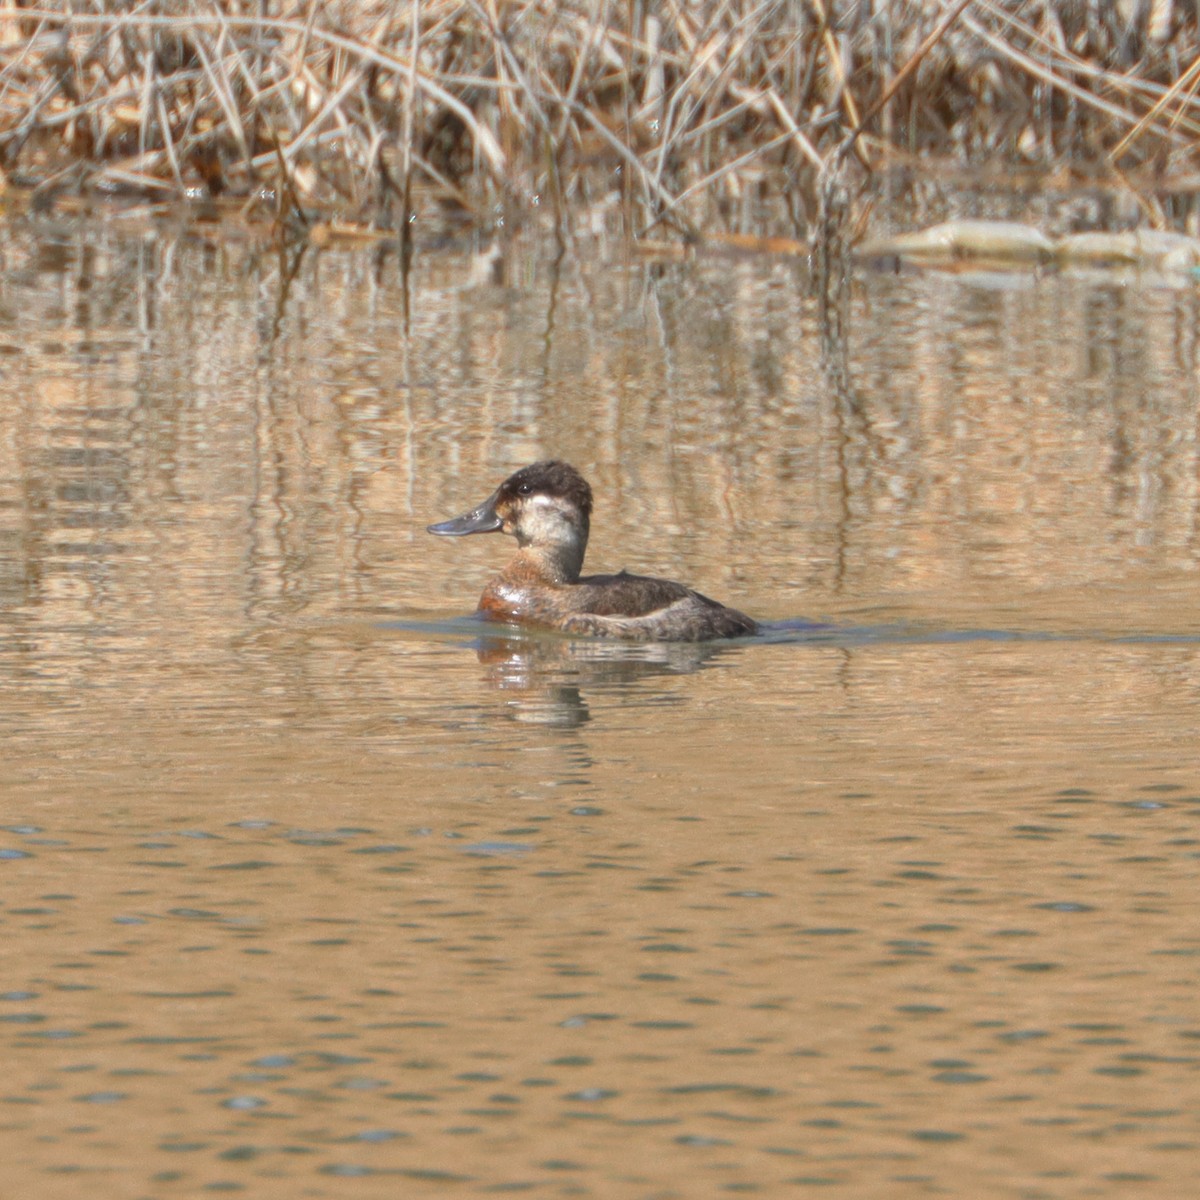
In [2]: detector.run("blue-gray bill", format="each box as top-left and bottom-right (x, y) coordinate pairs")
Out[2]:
(427, 493), (502, 536)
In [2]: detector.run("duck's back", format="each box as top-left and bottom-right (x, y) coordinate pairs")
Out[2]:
(571, 571), (692, 616)
(562, 571), (757, 641)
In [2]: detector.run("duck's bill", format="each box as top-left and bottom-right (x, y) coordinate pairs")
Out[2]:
(427, 494), (503, 536)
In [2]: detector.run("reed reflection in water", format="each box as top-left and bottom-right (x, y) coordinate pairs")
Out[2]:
(0, 220), (1197, 1197)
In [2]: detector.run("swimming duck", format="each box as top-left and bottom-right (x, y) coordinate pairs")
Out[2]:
(428, 461), (758, 642)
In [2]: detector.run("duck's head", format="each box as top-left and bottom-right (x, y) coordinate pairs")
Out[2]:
(428, 460), (593, 579)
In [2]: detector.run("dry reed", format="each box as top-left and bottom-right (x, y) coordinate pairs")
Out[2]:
(0, 1), (1196, 237)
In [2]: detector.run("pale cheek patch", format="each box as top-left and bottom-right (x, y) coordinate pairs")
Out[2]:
(518, 496), (582, 548)
(523, 505), (566, 540)
(523, 494), (572, 530)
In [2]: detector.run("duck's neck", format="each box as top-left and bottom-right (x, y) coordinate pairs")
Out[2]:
(509, 525), (588, 585)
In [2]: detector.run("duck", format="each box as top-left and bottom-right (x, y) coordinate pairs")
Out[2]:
(428, 461), (758, 642)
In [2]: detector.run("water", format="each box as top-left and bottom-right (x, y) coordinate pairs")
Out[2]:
(1, 217), (1199, 1197)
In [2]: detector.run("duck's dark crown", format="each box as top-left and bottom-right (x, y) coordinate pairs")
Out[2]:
(499, 461), (593, 516)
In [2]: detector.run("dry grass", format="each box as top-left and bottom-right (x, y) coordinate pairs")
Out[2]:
(0, 1), (1197, 237)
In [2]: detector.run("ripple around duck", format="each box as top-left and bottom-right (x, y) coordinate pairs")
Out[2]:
(386, 614), (1200, 652)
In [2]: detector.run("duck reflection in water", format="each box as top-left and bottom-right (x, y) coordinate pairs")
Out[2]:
(428, 461), (758, 642)
(473, 630), (740, 728)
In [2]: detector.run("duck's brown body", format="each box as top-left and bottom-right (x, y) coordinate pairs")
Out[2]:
(429, 462), (757, 643)
(479, 562), (757, 642)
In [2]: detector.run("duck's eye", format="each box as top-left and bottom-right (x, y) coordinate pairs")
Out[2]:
(516, 483), (533, 496)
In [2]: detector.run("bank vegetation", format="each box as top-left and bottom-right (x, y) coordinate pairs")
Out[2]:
(0, 1), (1197, 239)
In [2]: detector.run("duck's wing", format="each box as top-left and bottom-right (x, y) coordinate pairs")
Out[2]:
(574, 571), (697, 617)
(570, 572), (757, 641)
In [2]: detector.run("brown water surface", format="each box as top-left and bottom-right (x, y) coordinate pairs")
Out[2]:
(1, 219), (1199, 1198)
